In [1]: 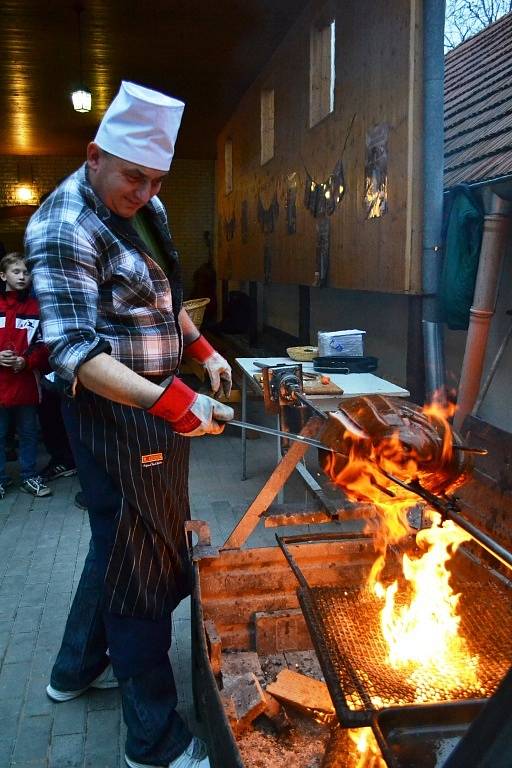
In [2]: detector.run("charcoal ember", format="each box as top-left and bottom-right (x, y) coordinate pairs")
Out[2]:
(318, 395), (470, 495)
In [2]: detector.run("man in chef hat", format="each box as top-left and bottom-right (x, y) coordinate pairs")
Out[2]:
(25, 81), (233, 768)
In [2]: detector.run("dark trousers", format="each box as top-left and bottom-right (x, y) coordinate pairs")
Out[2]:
(50, 398), (191, 764)
(0, 404), (39, 481)
(38, 386), (75, 468)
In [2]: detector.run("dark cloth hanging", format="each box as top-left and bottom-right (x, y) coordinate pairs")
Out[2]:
(439, 186), (484, 331)
(223, 215), (236, 241)
(286, 185), (297, 234)
(257, 194), (279, 233)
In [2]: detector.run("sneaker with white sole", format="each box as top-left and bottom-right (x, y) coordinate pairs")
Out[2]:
(41, 462), (77, 481)
(125, 736), (210, 768)
(20, 476), (52, 497)
(46, 664), (118, 702)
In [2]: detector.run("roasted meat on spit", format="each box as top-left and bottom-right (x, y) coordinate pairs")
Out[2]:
(318, 395), (470, 496)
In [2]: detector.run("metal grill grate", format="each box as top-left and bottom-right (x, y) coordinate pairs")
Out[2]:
(298, 575), (512, 726)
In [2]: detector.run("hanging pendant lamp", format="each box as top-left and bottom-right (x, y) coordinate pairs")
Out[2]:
(71, 3), (91, 113)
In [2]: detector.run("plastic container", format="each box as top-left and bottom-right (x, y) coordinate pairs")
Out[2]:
(317, 329), (366, 357)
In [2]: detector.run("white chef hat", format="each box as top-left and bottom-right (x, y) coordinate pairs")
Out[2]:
(94, 81), (185, 172)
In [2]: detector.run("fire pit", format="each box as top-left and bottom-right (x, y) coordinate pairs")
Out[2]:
(277, 532), (512, 726)
(189, 391), (512, 767)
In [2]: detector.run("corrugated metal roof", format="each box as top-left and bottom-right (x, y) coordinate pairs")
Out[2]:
(444, 12), (512, 187)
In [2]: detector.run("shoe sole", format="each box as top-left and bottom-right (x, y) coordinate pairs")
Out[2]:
(45, 469), (77, 480)
(125, 757), (151, 768)
(20, 487), (52, 497)
(46, 668), (119, 702)
(125, 739), (209, 768)
(46, 683), (89, 702)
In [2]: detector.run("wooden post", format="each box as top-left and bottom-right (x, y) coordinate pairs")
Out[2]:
(221, 279), (229, 323)
(249, 281), (258, 346)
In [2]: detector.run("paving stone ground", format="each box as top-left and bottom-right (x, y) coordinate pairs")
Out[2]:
(0, 397), (336, 768)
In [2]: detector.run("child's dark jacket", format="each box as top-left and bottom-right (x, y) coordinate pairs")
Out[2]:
(0, 289), (50, 406)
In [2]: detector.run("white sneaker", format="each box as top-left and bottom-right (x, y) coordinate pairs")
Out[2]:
(46, 664), (118, 702)
(125, 737), (210, 768)
(20, 476), (52, 497)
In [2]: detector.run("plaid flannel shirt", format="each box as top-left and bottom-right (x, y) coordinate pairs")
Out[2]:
(24, 164), (183, 386)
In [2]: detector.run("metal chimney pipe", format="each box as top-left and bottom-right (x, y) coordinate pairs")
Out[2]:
(454, 194), (512, 430)
(422, 0), (447, 403)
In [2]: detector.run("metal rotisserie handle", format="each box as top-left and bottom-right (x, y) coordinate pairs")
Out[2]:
(229, 418), (343, 455)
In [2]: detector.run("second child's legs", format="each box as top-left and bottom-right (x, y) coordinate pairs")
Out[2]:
(0, 407), (10, 483)
(15, 405), (39, 480)
(39, 387), (76, 473)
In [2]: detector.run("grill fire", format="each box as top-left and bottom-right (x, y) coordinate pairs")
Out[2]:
(320, 398), (490, 703)
(347, 727), (387, 768)
(373, 518), (479, 697)
(321, 399), (484, 702)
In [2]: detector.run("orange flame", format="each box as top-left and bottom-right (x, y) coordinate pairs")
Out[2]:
(325, 399), (481, 701)
(347, 728), (387, 767)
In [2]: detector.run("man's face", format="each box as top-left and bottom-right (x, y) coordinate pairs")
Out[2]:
(87, 143), (167, 218)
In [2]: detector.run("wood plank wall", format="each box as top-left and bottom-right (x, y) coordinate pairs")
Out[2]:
(216, 0), (423, 294)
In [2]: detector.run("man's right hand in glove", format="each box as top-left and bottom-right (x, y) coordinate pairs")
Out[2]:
(148, 376), (234, 437)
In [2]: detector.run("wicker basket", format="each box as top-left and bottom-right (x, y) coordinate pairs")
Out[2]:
(183, 298), (210, 328)
(286, 345), (318, 362)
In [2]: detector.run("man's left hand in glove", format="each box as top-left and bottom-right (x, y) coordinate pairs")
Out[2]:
(184, 335), (232, 398)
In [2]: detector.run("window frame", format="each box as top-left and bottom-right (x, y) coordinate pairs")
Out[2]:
(260, 88), (275, 165)
(309, 18), (336, 128)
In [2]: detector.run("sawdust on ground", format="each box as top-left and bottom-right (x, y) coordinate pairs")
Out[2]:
(237, 710), (330, 768)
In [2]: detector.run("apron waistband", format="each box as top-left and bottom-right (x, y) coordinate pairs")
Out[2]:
(142, 374), (173, 387)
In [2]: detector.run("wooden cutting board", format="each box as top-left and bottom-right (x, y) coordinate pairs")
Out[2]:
(302, 376), (343, 395)
(253, 373), (342, 395)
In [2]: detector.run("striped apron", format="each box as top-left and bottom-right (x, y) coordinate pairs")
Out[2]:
(74, 388), (191, 619)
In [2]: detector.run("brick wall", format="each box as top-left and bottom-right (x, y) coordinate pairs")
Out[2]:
(0, 154), (214, 293)
(0, 156), (83, 250)
(161, 158), (215, 295)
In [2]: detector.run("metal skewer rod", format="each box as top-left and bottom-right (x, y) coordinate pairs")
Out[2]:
(229, 418), (336, 453)
(378, 469), (512, 571)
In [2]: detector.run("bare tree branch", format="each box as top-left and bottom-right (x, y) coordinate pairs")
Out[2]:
(445, 0), (511, 49)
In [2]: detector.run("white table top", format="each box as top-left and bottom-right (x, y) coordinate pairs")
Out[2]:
(235, 357), (410, 409)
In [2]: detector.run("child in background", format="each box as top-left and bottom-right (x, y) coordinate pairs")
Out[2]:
(0, 253), (51, 498)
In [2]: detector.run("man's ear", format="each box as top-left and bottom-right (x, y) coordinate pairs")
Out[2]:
(87, 142), (101, 171)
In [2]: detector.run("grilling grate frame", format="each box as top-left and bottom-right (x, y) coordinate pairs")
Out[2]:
(278, 533), (512, 727)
